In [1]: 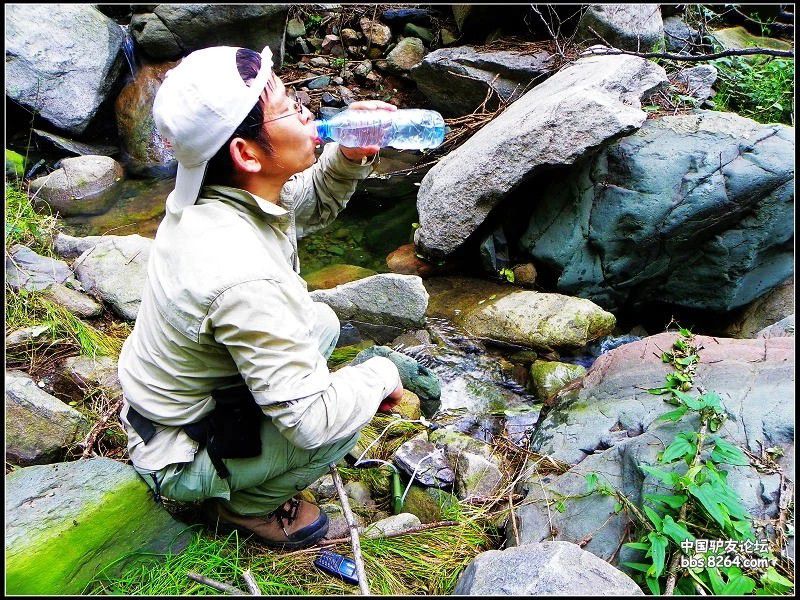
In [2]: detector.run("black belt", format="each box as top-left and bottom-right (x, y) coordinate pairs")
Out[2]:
(127, 377), (263, 480)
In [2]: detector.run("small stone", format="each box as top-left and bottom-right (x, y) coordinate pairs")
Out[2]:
(308, 75), (332, 90)
(332, 76), (344, 85)
(310, 56), (329, 68)
(363, 513), (421, 538)
(64, 355), (122, 396)
(296, 37), (311, 55)
(353, 59), (373, 78)
(344, 481), (374, 507)
(338, 86), (356, 105)
(341, 28), (361, 45)
(386, 37), (426, 73)
(393, 390), (422, 420)
(367, 47), (385, 60)
(394, 438), (454, 488)
(441, 28), (458, 45)
(511, 263), (537, 287)
(286, 17), (307, 39)
(6, 325), (50, 347)
(309, 474), (337, 499)
(359, 17), (392, 47)
(321, 503), (365, 539)
(41, 283), (103, 318)
(347, 46), (362, 57)
(307, 37), (324, 51)
(321, 91), (340, 106)
(454, 452), (503, 500)
(321, 34), (341, 54)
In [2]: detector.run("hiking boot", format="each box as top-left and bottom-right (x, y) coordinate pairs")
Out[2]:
(205, 497), (329, 549)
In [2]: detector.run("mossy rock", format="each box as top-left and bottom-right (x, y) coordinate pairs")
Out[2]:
(712, 26), (792, 52)
(6, 458), (191, 595)
(6, 149), (25, 179)
(394, 389), (421, 420)
(328, 340), (375, 369)
(402, 485), (458, 523)
(529, 360), (586, 400)
(303, 264), (377, 291)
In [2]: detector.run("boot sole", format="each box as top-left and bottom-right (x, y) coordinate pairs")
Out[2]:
(206, 512), (330, 550)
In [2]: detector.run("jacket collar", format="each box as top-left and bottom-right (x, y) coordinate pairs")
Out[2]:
(197, 185), (289, 217)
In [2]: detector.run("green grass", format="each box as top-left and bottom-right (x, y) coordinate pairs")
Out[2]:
(5, 183), (58, 256)
(87, 502), (496, 595)
(712, 56), (794, 125)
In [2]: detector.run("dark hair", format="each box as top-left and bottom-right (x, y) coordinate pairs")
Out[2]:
(203, 48), (273, 187)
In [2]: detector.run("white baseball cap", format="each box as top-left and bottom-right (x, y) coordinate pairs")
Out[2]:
(153, 45), (274, 211)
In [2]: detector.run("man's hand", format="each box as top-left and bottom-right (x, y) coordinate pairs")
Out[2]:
(378, 381), (404, 414)
(338, 100), (398, 162)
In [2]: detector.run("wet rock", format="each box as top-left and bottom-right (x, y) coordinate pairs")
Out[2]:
(344, 481), (374, 507)
(308, 75), (332, 90)
(63, 356), (122, 397)
(364, 513), (421, 538)
(454, 452), (504, 500)
(73, 235), (152, 321)
(310, 273), (429, 330)
(663, 15), (701, 53)
(521, 111), (794, 312)
(6, 458), (191, 594)
(386, 244), (443, 278)
(41, 283), (103, 318)
(673, 64), (717, 101)
(304, 264), (377, 291)
(131, 5), (288, 64)
(390, 329), (431, 349)
(441, 28), (458, 46)
(725, 276), (794, 338)
(404, 23), (433, 46)
(359, 17), (392, 47)
(352, 346), (441, 416)
(429, 427), (495, 461)
(31, 129), (118, 158)
(394, 438), (454, 488)
(415, 54), (667, 258)
(386, 37), (426, 73)
(576, 4), (664, 52)
(393, 389), (422, 420)
(401, 486), (457, 523)
(454, 542), (643, 595)
(6, 245), (80, 293)
(7, 5), (125, 135)
(6, 325), (50, 347)
(5, 370), (91, 466)
(29, 156), (124, 217)
(53, 233), (105, 259)
(757, 314), (795, 339)
(511, 263), (537, 288)
(529, 361), (586, 400)
(115, 62), (178, 178)
(425, 277), (616, 351)
(411, 46), (554, 117)
(286, 18), (306, 39)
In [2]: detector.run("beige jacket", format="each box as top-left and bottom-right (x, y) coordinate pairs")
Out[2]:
(118, 144), (401, 471)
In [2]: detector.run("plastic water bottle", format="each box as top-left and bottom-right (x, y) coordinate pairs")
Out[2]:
(315, 108), (447, 150)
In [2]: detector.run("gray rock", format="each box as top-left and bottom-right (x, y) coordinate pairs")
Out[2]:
(29, 156), (124, 217)
(531, 333), (794, 465)
(757, 314), (795, 339)
(321, 503), (365, 540)
(5, 370), (91, 466)
(576, 4), (664, 52)
(73, 235), (152, 320)
(6, 245), (80, 293)
(414, 54), (667, 258)
(351, 346), (441, 416)
(31, 129), (118, 158)
(454, 542), (643, 595)
(394, 438), (455, 488)
(310, 56), (329, 68)
(309, 474), (337, 499)
(364, 513), (421, 538)
(663, 15), (701, 54)
(6, 5), (125, 135)
(345, 481), (374, 507)
(6, 458), (191, 594)
(53, 233), (105, 259)
(41, 284), (103, 318)
(286, 18), (306, 39)
(131, 5), (288, 65)
(529, 360), (586, 400)
(308, 76), (332, 90)
(359, 17), (392, 47)
(454, 452), (504, 500)
(520, 111), (794, 312)
(673, 64), (717, 101)
(726, 276), (794, 338)
(386, 38), (426, 73)
(425, 277), (616, 351)
(63, 356), (122, 397)
(6, 325), (50, 347)
(429, 427), (495, 461)
(310, 273), (429, 330)
(411, 46), (554, 117)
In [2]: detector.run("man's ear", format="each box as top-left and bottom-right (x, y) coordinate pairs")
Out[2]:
(229, 137), (263, 174)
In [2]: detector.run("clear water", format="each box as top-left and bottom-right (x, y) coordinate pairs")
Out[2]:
(317, 109), (446, 150)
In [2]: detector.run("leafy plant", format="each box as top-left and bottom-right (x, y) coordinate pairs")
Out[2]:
(711, 55), (794, 125)
(330, 56), (347, 69)
(498, 268), (515, 283)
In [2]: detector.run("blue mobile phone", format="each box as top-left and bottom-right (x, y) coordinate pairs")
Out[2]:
(314, 550), (359, 585)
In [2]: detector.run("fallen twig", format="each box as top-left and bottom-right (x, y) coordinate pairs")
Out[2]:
(81, 395), (123, 459)
(242, 569), (261, 595)
(186, 572), (246, 595)
(581, 44), (793, 61)
(330, 463), (370, 595)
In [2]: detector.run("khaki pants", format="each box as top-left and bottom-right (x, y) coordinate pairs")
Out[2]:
(138, 302), (357, 516)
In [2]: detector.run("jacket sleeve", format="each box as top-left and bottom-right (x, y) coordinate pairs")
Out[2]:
(203, 278), (401, 450)
(280, 142), (378, 239)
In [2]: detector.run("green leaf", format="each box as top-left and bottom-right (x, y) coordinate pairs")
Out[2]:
(701, 391), (723, 410)
(710, 437), (749, 466)
(679, 327), (692, 338)
(648, 532), (668, 578)
(706, 567), (726, 595)
(761, 566), (794, 590)
(622, 562), (652, 573)
(689, 483), (730, 529)
(585, 472), (598, 493)
(640, 465), (680, 486)
(614, 501), (623, 513)
(662, 435), (695, 463)
(721, 575), (756, 595)
(623, 542), (651, 551)
(554, 500), (566, 513)
(643, 506), (663, 531)
(661, 515), (695, 545)
(645, 494), (688, 509)
(645, 575), (661, 595)
(658, 406), (688, 422)
(673, 390), (704, 409)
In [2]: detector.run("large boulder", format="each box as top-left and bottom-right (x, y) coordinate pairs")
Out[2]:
(6, 5), (124, 135)
(131, 5), (289, 64)
(425, 277), (616, 351)
(576, 4), (664, 52)
(303, 264), (377, 291)
(28, 156), (124, 217)
(517, 333), (793, 563)
(115, 62), (178, 177)
(6, 245), (80, 293)
(73, 235), (153, 320)
(410, 46), (554, 117)
(310, 273), (429, 330)
(5, 371), (91, 466)
(453, 542), (643, 595)
(521, 111), (794, 312)
(6, 458), (191, 595)
(414, 54), (667, 258)
(725, 276), (794, 338)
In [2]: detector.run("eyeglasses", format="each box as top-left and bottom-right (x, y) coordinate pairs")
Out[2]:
(264, 97), (307, 124)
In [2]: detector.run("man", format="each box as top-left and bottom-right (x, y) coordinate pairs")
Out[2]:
(117, 44), (404, 550)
